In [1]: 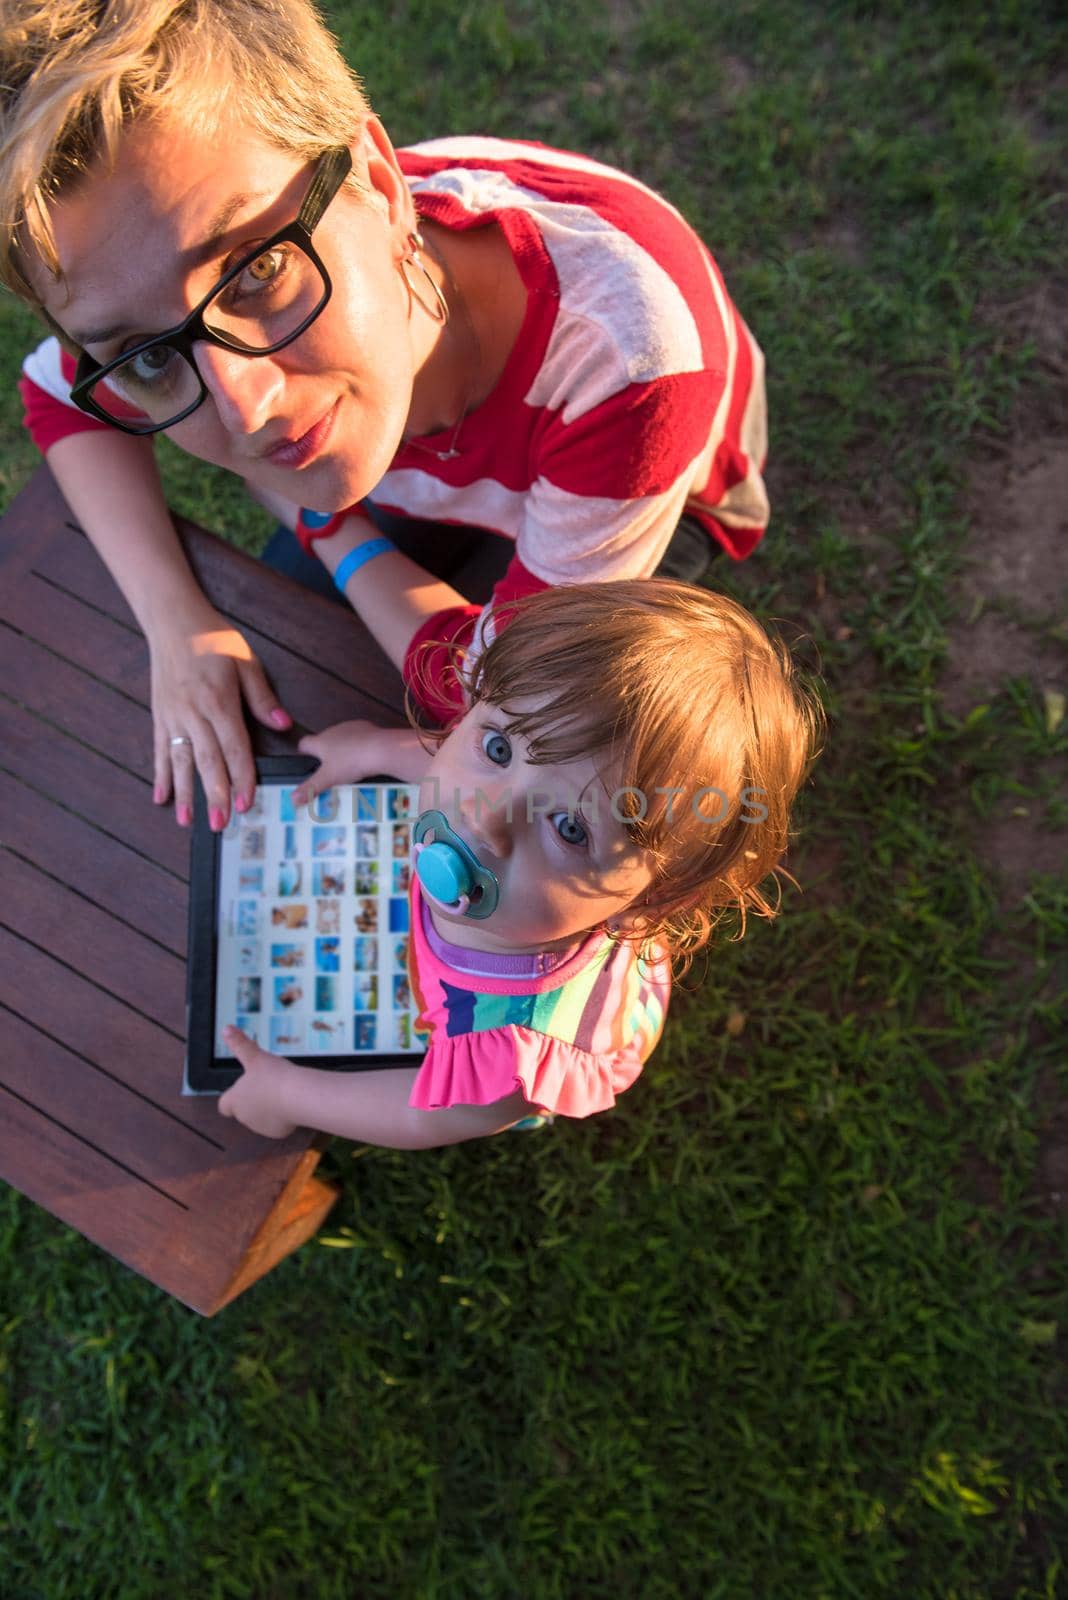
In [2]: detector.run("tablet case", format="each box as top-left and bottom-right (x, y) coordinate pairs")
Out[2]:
(184, 755), (422, 1094)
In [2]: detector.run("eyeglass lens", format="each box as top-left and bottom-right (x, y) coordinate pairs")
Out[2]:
(84, 241), (328, 429)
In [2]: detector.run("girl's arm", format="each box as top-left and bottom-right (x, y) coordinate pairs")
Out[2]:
(46, 430), (291, 827)
(217, 1027), (529, 1147)
(291, 721), (429, 804)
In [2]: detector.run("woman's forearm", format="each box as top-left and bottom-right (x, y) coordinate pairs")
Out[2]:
(314, 516), (471, 673)
(47, 430), (212, 634)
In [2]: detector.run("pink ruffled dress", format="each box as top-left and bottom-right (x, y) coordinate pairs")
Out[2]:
(407, 881), (672, 1118)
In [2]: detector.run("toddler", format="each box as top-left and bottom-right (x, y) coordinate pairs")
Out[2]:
(218, 581), (819, 1144)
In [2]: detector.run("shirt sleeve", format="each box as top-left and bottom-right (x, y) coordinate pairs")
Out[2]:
(402, 552), (550, 724)
(20, 338), (111, 453)
(20, 336), (154, 451)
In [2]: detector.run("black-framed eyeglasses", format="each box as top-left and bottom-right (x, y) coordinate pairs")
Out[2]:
(70, 145), (353, 436)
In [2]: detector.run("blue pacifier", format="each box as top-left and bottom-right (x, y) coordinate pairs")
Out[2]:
(413, 809), (500, 920)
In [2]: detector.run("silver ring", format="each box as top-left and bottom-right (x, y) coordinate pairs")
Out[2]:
(169, 735), (193, 749)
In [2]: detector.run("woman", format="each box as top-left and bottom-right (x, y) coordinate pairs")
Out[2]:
(2, 0), (768, 829)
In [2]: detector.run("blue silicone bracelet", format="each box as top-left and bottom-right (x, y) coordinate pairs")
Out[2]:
(332, 537), (397, 593)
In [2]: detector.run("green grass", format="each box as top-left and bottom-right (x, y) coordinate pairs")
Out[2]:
(1, 2), (1066, 1595)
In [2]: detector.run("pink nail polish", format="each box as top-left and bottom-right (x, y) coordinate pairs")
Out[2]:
(177, 804), (193, 827)
(270, 708), (292, 729)
(153, 786), (164, 805)
(210, 806), (226, 831)
(234, 793), (249, 814)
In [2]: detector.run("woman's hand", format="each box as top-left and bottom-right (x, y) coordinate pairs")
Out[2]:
(149, 599), (292, 829)
(217, 1026), (299, 1138)
(292, 721), (427, 803)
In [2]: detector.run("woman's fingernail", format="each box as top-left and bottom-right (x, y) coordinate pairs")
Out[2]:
(270, 708), (292, 729)
(210, 806), (226, 831)
(153, 785), (165, 805)
(234, 792), (249, 814)
(177, 804), (193, 827)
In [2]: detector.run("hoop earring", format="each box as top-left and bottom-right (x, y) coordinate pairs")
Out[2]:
(400, 230), (449, 325)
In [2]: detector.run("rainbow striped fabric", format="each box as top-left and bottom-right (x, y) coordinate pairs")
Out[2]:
(407, 882), (671, 1119)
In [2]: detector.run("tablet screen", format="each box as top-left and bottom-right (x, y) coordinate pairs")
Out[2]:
(184, 759), (425, 1093)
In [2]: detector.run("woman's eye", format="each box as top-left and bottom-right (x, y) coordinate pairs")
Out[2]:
(242, 247), (285, 287)
(122, 343), (179, 387)
(217, 245), (291, 311)
(481, 731), (512, 766)
(133, 345), (172, 373)
(551, 811), (588, 847)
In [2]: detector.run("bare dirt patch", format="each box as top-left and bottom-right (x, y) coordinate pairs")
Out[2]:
(941, 279), (1068, 1235)
(941, 280), (1068, 901)
(942, 442), (1068, 721)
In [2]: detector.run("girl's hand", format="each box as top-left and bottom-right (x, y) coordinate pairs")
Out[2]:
(150, 600), (292, 830)
(217, 1027), (299, 1138)
(293, 720), (388, 805)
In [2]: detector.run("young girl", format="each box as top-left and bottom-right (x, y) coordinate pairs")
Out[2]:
(218, 581), (818, 1145)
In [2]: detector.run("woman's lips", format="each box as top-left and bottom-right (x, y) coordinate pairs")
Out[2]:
(264, 400), (339, 469)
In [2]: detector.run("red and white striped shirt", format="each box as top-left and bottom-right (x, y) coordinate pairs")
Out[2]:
(20, 136), (768, 719)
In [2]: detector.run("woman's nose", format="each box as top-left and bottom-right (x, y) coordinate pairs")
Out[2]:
(193, 342), (286, 434)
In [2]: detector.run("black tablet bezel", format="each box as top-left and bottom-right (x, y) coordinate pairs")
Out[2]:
(183, 755), (422, 1094)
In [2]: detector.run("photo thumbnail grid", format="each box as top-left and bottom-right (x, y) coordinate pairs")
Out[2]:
(215, 782), (423, 1058)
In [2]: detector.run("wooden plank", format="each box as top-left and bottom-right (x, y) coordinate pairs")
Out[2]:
(20, 528), (406, 737)
(182, 521), (408, 715)
(0, 561), (402, 736)
(0, 561), (401, 787)
(0, 1076), (190, 1233)
(0, 850), (185, 1034)
(0, 770), (187, 957)
(0, 620), (154, 778)
(0, 697), (188, 877)
(0, 924), (189, 1107)
(0, 567), (148, 698)
(0, 1005), (221, 1190)
(148, 1136), (339, 1313)
(0, 1073), (319, 1315)
(0, 923), (313, 1173)
(0, 465), (356, 1311)
(31, 515), (406, 715)
(212, 1156), (339, 1313)
(0, 466), (76, 585)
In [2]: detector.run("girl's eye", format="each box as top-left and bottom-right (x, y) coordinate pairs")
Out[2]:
(481, 731), (512, 766)
(551, 811), (588, 847)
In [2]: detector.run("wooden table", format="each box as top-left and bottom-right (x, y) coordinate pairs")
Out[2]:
(0, 465), (408, 1314)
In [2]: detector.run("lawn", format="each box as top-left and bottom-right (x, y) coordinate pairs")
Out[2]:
(1, 2), (1066, 1596)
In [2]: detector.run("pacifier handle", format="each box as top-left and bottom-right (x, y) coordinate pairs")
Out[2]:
(412, 844), (471, 914)
(412, 809), (499, 920)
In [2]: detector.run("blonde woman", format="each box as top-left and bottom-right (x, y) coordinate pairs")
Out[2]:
(1, 0), (768, 833)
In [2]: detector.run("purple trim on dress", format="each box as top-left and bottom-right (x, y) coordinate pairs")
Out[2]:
(420, 893), (581, 981)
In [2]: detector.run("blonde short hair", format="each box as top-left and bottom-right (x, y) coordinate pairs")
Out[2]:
(0, 0), (370, 302)
(458, 579), (822, 960)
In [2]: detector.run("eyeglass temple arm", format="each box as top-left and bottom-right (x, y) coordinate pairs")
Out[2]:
(298, 146), (353, 233)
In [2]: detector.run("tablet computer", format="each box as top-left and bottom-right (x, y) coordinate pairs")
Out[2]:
(184, 755), (425, 1094)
